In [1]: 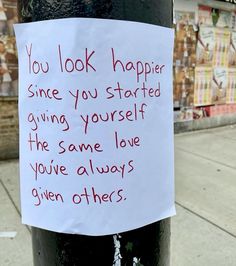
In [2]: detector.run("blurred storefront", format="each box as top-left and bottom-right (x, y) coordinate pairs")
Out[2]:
(173, 0), (236, 131)
(0, 0), (18, 159)
(0, 0), (18, 97)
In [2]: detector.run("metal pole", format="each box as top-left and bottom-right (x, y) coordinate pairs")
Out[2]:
(17, 1), (173, 265)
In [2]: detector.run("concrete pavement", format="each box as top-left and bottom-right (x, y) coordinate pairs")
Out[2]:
(172, 125), (236, 266)
(1, 125), (236, 265)
(0, 160), (32, 265)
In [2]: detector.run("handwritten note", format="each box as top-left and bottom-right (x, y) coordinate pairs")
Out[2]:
(14, 18), (175, 236)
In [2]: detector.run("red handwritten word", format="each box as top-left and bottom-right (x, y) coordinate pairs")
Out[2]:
(69, 88), (98, 110)
(28, 84), (62, 100)
(72, 187), (126, 205)
(106, 81), (161, 100)
(58, 45), (96, 73)
(32, 187), (64, 206)
(114, 131), (140, 149)
(27, 110), (70, 132)
(111, 48), (165, 83)
(30, 160), (68, 180)
(28, 132), (49, 152)
(80, 102), (147, 134)
(58, 140), (103, 154)
(76, 159), (134, 178)
(26, 44), (49, 74)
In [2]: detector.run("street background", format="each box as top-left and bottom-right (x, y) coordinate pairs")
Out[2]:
(0, 125), (236, 266)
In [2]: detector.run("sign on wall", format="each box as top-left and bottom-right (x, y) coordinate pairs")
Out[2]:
(14, 18), (175, 236)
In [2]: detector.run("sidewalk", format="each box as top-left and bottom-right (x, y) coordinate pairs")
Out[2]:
(172, 125), (236, 266)
(1, 125), (236, 265)
(0, 160), (32, 265)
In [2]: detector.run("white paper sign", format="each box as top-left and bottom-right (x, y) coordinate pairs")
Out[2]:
(14, 18), (175, 236)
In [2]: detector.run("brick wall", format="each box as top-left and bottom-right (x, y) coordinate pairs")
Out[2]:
(0, 97), (19, 159)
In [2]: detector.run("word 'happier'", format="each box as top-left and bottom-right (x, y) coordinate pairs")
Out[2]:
(111, 48), (165, 83)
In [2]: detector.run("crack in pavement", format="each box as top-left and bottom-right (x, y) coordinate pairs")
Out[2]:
(0, 178), (31, 234)
(175, 202), (236, 239)
(175, 146), (236, 171)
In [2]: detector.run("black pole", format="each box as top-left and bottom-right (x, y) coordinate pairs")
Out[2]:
(17, 1), (173, 265)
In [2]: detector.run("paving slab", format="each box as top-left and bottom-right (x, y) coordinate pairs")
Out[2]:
(174, 148), (236, 236)
(171, 205), (236, 266)
(175, 126), (236, 168)
(209, 125), (236, 141)
(0, 182), (33, 266)
(0, 160), (20, 212)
